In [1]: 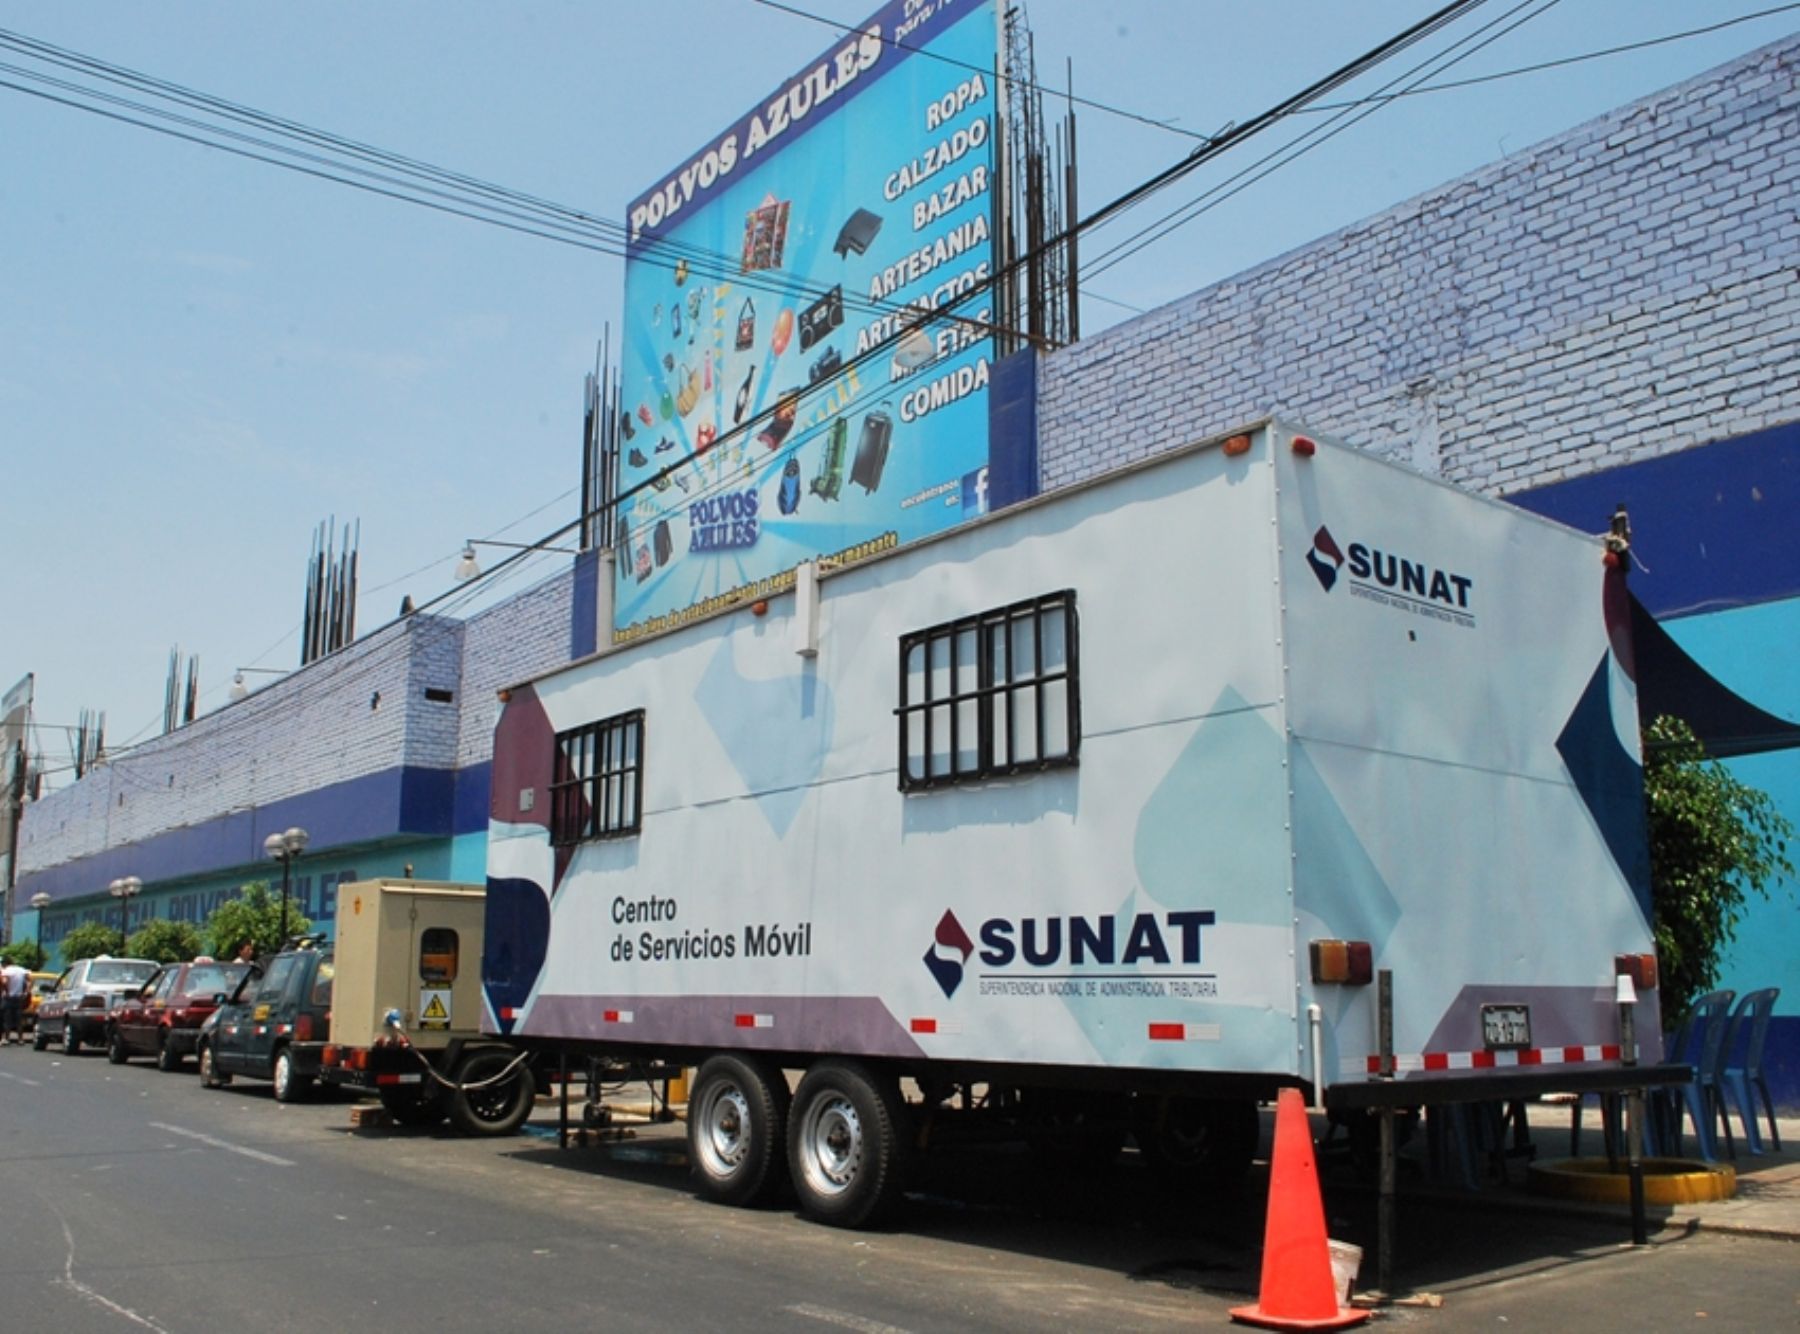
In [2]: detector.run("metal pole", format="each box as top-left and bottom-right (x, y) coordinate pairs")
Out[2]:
(1619, 983), (1647, 1245)
(1377, 968), (1396, 1299)
(279, 856), (291, 944)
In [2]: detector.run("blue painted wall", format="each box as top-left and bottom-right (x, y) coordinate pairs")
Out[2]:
(1515, 426), (1800, 1110)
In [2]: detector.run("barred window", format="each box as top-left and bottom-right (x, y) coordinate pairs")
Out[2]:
(550, 710), (644, 845)
(897, 591), (1080, 791)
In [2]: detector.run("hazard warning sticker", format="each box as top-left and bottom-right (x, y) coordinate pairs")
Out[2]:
(419, 988), (452, 1030)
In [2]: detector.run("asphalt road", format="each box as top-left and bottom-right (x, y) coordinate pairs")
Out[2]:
(3, 1042), (1796, 1331)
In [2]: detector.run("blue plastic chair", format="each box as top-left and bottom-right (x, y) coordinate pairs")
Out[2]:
(1657, 989), (1736, 1162)
(1722, 988), (1781, 1154)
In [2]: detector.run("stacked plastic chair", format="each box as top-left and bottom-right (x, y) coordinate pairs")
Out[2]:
(1655, 989), (1736, 1162)
(1721, 988), (1781, 1155)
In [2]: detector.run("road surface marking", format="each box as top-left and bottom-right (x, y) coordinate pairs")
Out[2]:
(0, 1069), (42, 1087)
(147, 1121), (295, 1167)
(55, 1208), (171, 1332)
(786, 1303), (911, 1334)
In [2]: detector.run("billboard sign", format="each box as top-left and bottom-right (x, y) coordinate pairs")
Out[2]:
(615, 0), (1000, 642)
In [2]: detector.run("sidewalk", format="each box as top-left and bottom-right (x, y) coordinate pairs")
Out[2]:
(1423, 1102), (1800, 1242)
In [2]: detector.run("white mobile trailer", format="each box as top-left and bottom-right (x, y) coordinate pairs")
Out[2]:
(483, 420), (1666, 1224)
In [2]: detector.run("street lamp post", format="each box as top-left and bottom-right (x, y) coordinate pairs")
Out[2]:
(29, 891), (51, 942)
(263, 827), (310, 945)
(107, 876), (141, 952)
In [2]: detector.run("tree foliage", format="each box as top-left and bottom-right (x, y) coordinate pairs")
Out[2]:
(3, 937), (47, 971)
(127, 918), (206, 964)
(1645, 716), (1794, 1028)
(203, 881), (311, 960)
(59, 920), (126, 963)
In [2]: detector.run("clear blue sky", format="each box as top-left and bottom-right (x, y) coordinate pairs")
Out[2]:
(3, 0), (1794, 786)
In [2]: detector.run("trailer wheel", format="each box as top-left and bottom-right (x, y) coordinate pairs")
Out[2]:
(788, 1061), (908, 1229)
(688, 1054), (791, 1208)
(447, 1048), (534, 1136)
(381, 1085), (448, 1128)
(1134, 1096), (1261, 1187)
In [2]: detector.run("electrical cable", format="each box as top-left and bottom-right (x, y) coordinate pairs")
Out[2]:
(1081, 0), (1561, 281)
(1300, 2), (1800, 110)
(747, 0), (1221, 142)
(20, 0), (1501, 779)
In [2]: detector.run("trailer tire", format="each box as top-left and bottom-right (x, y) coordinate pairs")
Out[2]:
(1134, 1096), (1260, 1187)
(447, 1048), (534, 1136)
(688, 1054), (791, 1208)
(788, 1061), (908, 1230)
(381, 1085), (448, 1128)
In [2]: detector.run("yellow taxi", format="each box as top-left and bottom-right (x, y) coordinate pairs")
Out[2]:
(25, 971), (59, 1030)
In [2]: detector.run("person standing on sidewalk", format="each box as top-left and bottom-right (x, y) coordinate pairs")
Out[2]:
(0, 955), (28, 1044)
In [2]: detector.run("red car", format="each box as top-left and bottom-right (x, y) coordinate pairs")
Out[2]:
(107, 960), (254, 1071)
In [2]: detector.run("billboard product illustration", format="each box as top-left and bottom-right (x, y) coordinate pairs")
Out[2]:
(798, 285), (844, 352)
(850, 411), (892, 494)
(757, 390), (801, 451)
(778, 457), (803, 515)
(618, 0), (1001, 644)
(742, 197), (792, 272)
(811, 417), (848, 502)
(834, 207), (884, 257)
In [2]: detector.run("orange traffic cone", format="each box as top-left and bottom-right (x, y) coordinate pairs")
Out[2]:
(1229, 1088), (1369, 1330)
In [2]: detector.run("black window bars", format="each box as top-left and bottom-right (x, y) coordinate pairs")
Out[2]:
(550, 709), (645, 845)
(897, 591), (1080, 791)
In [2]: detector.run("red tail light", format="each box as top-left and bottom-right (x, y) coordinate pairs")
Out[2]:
(294, 1014), (315, 1042)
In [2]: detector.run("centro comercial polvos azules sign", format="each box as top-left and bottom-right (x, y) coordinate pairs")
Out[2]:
(614, 0), (1001, 644)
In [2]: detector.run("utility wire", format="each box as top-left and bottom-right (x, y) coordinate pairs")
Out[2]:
(1082, 0), (1560, 280)
(748, 0), (1221, 142)
(29, 0), (1499, 769)
(1300, 2), (1800, 110)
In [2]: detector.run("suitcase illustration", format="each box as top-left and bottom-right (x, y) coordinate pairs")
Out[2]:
(810, 416), (848, 502)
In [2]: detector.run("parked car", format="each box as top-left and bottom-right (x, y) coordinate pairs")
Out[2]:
(107, 960), (254, 1071)
(32, 957), (159, 1053)
(24, 971), (58, 1031)
(198, 944), (333, 1101)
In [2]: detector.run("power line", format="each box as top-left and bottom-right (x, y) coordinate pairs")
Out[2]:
(747, 0), (1221, 143)
(16, 1), (1500, 771)
(1301, 3), (1800, 110)
(1081, 0), (1559, 281)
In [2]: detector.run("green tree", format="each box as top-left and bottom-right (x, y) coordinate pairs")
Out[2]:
(3, 937), (48, 970)
(1645, 716), (1794, 1028)
(59, 920), (125, 962)
(127, 918), (205, 964)
(203, 881), (311, 960)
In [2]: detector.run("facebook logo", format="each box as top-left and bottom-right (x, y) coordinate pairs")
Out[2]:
(960, 467), (989, 516)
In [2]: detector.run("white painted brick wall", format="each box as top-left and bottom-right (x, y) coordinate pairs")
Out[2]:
(1040, 37), (1800, 500)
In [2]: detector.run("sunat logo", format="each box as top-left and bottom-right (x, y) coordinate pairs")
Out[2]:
(1308, 526), (1345, 591)
(1305, 522), (1477, 625)
(923, 910), (974, 998)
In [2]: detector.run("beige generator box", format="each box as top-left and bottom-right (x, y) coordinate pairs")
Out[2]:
(330, 880), (486, 1051)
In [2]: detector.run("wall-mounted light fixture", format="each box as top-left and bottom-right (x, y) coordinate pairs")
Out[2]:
(227, 666), (288, 702)
(454, 537), (578, 583)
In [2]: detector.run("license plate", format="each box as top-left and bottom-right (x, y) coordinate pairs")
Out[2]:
(1481, 1003), (1531, 1050)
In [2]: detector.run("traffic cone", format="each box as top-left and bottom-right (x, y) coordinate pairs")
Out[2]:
(1229, 1088), (1369, 1330)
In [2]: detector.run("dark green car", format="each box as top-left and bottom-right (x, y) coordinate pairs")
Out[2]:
(197, 945), (333, 1102)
